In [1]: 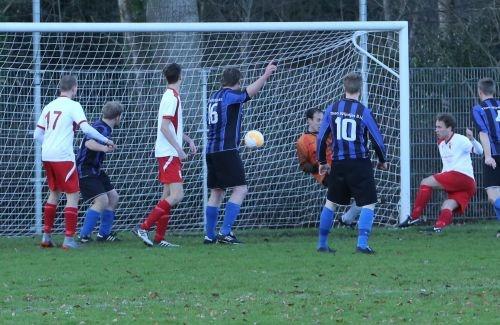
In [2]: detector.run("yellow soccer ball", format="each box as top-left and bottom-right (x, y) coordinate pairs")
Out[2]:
(244, 130), (264, 148)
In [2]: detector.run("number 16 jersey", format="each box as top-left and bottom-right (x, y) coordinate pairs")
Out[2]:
(206, 88), (250, 154)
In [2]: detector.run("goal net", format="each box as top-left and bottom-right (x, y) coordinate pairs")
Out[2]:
(0, 22), (409, 236)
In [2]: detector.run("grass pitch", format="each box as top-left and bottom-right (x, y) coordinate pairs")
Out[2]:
(1, 223), (499, 324)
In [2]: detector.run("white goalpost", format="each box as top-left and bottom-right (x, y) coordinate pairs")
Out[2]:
(0, 22), (410, 236)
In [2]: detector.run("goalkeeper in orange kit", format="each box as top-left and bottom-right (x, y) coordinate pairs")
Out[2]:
(296, 108), (361, 226)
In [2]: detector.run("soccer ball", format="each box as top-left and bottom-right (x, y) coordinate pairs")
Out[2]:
(244, 130), (264, 148)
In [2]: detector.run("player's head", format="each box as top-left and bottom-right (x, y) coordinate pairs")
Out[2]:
(59, 75), (78, 98)
(102, 101), (123, 127)
(163, 63), (182, 85)
(477, 78), (495, 99)
(305, 108), (323, 133)
(221, 68), (242, 89)
(343, 72), (362, 96)
(435, 113), (456, 140)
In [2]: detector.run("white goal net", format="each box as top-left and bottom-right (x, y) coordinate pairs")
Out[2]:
(0, 22), (409, 236)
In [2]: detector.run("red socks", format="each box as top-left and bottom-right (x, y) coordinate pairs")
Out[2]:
(411, 185), (433, 219)
(43, 203), (57, 233)
(154, 215), (171, 242)
(64, 207), (78, 237)
(141, 200), (171, 231)
(435, 209), (453, 228)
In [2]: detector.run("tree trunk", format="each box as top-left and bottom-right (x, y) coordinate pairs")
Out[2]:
(437, 0), (452, 36)
(145, 0), (200, 70)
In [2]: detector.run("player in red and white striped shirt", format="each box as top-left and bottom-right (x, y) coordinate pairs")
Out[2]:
(132, 63), (196, 247)
(399, 113), (483, 232)
(34, 75), (114, 249)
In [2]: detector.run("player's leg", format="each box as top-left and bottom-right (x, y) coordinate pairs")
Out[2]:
(317, 164), (348, 253)
(434, 199), (459, 230)
(96, 190), (119, 241)
(134, 157), (180, 247)
(219, 185), (247, 238)
(80, 193), (108, 241)
(486, 187), (500, 221)
(62, 191), (80, 249)
(317, 199), (336, 253)
(348, 159), (377, 254)
(97, 172), (119, 241)
(399, 174), (443, 227)
(41, 189), (61, 247)
(154, 182), (183, 246)
(339, 200), (361, 227)
(211, 150), (246, 244)
(412, 175), (442, 218)
(205, 188), (225, 243)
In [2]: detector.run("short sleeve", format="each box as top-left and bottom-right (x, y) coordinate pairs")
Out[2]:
(36, 108), (47, 129)
(471, 105), (488, 133)
(160, 93), (178, 118)
(226, 89), (250, 105)
(71, 103), (87, 125)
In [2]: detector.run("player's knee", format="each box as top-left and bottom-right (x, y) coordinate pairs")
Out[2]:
(107, 191), (119, 209)
(234, 185), (248, 197)
(361, 203), (375, 210)
(94, 194), (109, 210)
(169, 191), (184, 205)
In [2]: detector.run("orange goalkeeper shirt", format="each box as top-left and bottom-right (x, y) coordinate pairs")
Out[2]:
(296, 132), (332, 185)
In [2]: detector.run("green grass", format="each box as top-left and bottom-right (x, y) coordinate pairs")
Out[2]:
(1, 223), (499, 324)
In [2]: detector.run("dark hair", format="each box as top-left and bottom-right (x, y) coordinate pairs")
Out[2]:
(221, 68), (242, 87)
(343, 72), (362, 94)
(59, 75), (77, 92)
(478, 78), (496, 96)
(305, 108), (323, 119)
(436, 113), (456, 130)
(163, 63), (182, 84)
(102, 101), (123, 119)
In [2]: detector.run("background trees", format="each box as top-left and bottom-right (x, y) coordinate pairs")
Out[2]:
(0, 0), (498, 67)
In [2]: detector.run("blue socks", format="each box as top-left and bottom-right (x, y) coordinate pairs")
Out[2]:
(99, 210), (115, 236)
(80, 208), (100, 237)
(205, 206), (219, 239)
(494, 198), (500, 221)
(317, 206), (335, 249)
(221, 202), (241, 236)
(357, 208), (374, 249)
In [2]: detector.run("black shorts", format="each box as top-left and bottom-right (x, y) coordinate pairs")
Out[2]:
(79, 171), (114, 202)
(483, 156), (500, 188)
(326, 158), (377, 206)
(206, 150), (246, 189)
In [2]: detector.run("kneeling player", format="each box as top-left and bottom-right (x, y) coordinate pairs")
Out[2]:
(77, 101), (123, 242)
(399, 114), (483, 232)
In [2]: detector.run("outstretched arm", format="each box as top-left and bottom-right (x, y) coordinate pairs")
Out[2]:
(85, 139), (115, 153)
(245, 61), (277, 98)
(80, 122), (113, 146)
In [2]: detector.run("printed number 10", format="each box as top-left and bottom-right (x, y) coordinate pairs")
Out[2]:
(334, 117), (357, 141)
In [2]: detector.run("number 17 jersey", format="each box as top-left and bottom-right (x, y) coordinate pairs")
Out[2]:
(206, 88), (250, 154)
(36, 97), (87, 162)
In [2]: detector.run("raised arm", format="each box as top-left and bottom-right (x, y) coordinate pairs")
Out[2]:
(245, 61), (277, 98)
